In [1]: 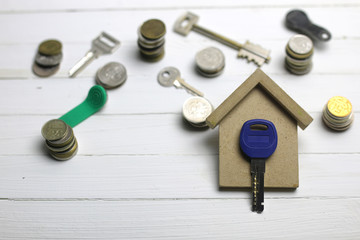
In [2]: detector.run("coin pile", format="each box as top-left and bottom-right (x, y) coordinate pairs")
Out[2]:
(33, 39), (63, 77)
(41, 119), (78, 160)
(96, 62), (127, 89)
(182, 96), (214, 128)
(285, 34), (313, 75)
(322, 96), (354, 131)
(138, 19), (166, 61)
(195, 47), (225, 77)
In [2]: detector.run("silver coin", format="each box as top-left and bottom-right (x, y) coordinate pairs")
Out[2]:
(32, 63), (59, 78)
(182, 96), (213, 127)
(47, 125), (74, 148)
(322, 105), (354, 131)
(195, 65), (224, 78)
(41, 119), (68, 141)
(157, 67), (180, 87)
(96, 62), (127, 89)
(35, 52), (63, 67)
(288, 34), (313, 55)
(195, 47), (225, 76)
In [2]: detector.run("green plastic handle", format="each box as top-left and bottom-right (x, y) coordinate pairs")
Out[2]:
(59, 85), (107, 128)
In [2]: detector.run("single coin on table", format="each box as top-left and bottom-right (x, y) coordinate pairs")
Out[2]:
(38, 39), (62, 56)
(182, 96), (214, 127)
(96, 62), (127, 89)
(195, 47), (225, 77)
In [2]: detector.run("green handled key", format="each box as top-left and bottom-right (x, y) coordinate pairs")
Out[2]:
(60, 85), (107, 128)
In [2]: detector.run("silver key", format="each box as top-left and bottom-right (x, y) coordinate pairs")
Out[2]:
(157, 67), (204, 97)
(69, 32), (120, 78)
(174, 12), (270, 66)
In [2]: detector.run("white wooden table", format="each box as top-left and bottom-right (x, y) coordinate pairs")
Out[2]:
(0, 1), (359, 239)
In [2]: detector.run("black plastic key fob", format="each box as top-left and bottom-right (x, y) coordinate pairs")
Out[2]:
(286, 9), (331, 42)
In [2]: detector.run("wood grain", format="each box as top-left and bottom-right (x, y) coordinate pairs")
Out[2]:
(0, 1), (359, 239)
(0, 199), (359, 239)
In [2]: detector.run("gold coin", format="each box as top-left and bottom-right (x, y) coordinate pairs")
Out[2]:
(49, 138), (78, 161)
(32, 63), (60, 78)
(46, 137), (76, 153)
(140, 19), (166, 40)
(140, 51), (165, 62)
(327, 96), (352, 118)
(38, 39), (62, 56)
(286, 45), (313, 59)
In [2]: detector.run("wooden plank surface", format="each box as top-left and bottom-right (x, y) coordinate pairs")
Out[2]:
(0, 1), (359, 239)
(1, 199), (359, 239)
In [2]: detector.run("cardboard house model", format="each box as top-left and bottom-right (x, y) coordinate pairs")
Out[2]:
(206, 69), (313, 188)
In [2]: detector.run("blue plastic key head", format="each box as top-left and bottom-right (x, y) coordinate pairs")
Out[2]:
(239, 119), (278, 159)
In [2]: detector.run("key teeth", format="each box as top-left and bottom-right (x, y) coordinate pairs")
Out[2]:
(238, 50), (265, 67)
(238, 41), (270, 66)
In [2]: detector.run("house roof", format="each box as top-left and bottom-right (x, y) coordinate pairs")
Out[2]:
(206, 69), (313, 130)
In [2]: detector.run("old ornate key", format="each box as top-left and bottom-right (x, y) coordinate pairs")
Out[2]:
(239, 119), (278, 213)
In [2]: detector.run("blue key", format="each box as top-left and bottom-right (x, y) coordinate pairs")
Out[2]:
(239, 119), (278, 213)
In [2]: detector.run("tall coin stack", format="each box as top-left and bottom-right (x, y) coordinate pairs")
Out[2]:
(138, 19), (166, 61)
(33, 39), (63, 77)
(285, 34), (313, 75)
(41, 119), (78, 160)
(322, 96), (354, 131)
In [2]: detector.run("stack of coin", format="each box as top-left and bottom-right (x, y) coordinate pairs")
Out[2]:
(33, 39), (63, 77)
(195, 47), (225, 77)
(285, 34), (313, 75)
(138, 19), (166, 61)
(322, 96), (354, 131)
(41, 119), (78, 160)
(182, 96), (214, 128)
(96, 62), (127, 89)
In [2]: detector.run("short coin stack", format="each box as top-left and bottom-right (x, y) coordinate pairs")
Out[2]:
(182, 96), (214, 128)
(322, 96), (354, 131)
(41, 119), (78, 160)
(195, 47), (225, 77)
(96, 62), (127, 89)
(138, 19), (166, 61)
(33, 39), (63, 77)
(285, 34), (313, 75)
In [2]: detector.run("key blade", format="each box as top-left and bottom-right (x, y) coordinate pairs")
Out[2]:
(176, 78), (204, 97)
(238, 41), (271, 66)
(68, 51), (96, 78)
(251, 159), (265, 213)
(92, 32), (121, 55)
(252, 172), (264, 213)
